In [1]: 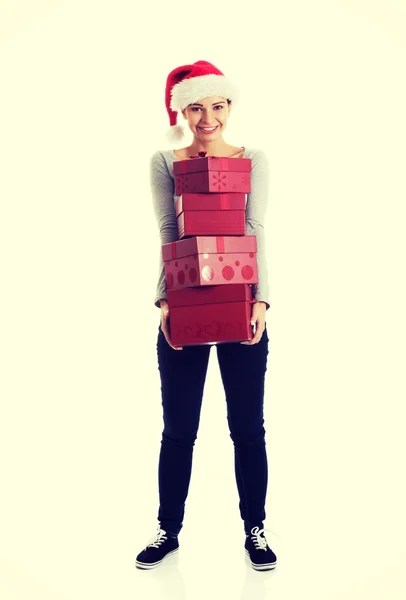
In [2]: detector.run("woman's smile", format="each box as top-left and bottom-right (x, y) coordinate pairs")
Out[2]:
(197, 125), (219, 134)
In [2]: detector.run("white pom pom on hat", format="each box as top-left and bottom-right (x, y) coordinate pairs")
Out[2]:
(165, 60), (239, 142)
(167, 124), (185, 142)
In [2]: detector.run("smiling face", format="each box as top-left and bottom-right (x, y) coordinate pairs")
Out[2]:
(181, 95), (231, 141)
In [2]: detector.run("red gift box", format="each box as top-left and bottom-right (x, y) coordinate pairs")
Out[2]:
(175, 171), (251, 195)
(175, 193), (247, 214)
(176, 192), (247, 237)
(173, 156), (251, 175)
(162, 235), (258, 290)
(167, 283), (254, 346)
(177, 210), (245, 238)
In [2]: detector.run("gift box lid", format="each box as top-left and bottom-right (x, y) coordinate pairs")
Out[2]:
(175, 193), (247, 216)
(173, 155), (251, 175)
(162, 235), (257, 261)
(167, 283), (253, 307)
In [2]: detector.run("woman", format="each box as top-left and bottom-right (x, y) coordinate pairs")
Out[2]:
(135, 61), (277, 572)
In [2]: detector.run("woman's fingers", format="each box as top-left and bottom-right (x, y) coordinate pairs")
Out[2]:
(241, 320), (264, 345)
(161, 313), (183, 350)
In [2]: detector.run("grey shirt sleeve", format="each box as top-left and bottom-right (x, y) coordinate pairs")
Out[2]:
(150, 151), (178, 308)
(246, 149), (271, 310)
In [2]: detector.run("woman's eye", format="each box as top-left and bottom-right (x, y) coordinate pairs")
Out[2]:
(191, 106), (223, 112)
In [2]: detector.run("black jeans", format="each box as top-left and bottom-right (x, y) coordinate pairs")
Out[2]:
(156, 322), (270, 536)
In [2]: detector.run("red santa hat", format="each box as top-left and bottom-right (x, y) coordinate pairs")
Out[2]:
(165, 60), (239, 142)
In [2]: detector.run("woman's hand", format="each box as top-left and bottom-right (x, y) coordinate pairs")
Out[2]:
(160, 300), (183, 350)
(240, 301), (267, 345)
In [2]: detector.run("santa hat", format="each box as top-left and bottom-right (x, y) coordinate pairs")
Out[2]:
(165, 60), (239, 142)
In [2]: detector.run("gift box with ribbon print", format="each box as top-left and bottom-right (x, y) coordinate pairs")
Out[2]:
(176, 192), (247, 238)
(175, 171), (251, 195)
(174, 156), (252, 195)
(162, 235), (258, 290)
(166, 283), (255, 346)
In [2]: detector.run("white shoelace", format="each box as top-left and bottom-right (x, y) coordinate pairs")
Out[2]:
(144, 527), (168, 550)
(249, 526), (277, 551)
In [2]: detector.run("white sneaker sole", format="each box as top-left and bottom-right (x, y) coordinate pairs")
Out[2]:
(245, 548), (277, 571)
(135, 547), (179, 570)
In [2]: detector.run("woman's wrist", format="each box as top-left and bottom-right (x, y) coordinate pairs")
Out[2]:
(255, 300), (270, 310)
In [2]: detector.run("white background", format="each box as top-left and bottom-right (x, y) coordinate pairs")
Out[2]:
(1, 1), (405, 599)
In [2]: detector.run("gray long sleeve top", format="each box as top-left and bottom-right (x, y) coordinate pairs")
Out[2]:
(150, 147), (271, 309)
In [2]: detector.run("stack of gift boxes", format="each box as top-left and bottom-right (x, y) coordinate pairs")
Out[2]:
(162, 151), (258, 346)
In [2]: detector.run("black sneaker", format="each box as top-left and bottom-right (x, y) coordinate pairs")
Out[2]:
(245, 526), (277, 571)
(135, 527), (179, 570)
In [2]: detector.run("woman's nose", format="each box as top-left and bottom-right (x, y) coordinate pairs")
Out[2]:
(201, 109), (214, 123)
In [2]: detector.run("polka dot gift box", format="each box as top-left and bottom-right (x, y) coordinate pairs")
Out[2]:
(162, 235), (258, 291)
(166, 283), (255, 346)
